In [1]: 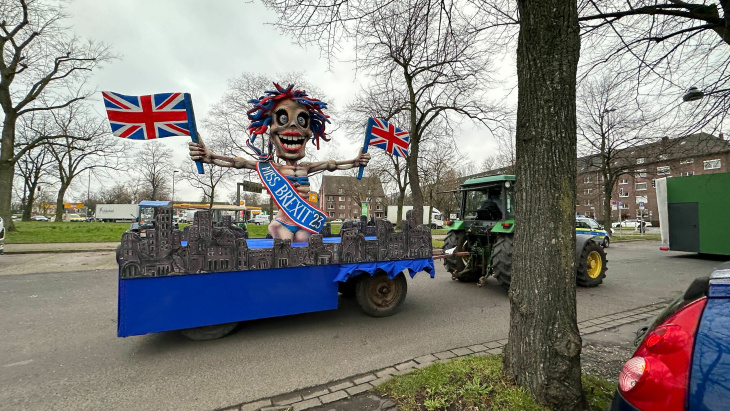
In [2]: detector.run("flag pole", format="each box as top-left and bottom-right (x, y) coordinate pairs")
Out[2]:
(357, 118), (375, 180)
(184, 93), (205, 174)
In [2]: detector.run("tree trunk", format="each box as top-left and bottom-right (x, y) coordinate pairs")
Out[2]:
(0, 114), (17, 231)
(55, 184), (70, 222)
(602, 176), (614, 230)
(504, 1), (585, 410)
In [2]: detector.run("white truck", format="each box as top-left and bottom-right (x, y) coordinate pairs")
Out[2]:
(386, 205), (444, 228)
(95, 204), (139, 222)
(250, 213), (271, 225)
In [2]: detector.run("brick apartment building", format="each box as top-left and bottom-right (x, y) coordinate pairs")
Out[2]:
(319, 175), (387, 221)
(576, 132), (730, 224)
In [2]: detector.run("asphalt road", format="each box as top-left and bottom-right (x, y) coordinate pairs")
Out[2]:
(1, 242), (727, 411)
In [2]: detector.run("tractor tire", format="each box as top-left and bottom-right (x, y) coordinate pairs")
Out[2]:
(491, 235), (513, 291)
(576, 240), (607, 287)
(355, 272), (408, 317)
(442, 230), (480, 282)
(180, 322), (240, 341)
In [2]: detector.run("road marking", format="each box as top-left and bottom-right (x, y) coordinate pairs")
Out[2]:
(3, 359), (33, 367)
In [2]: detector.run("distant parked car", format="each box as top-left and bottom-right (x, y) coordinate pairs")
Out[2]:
(65, 213), (85, 222)
(31, 215), (49, 221)
(613, 219), (652, 228)
(331, 219), (343, 224)
(609, 263), (730, 410)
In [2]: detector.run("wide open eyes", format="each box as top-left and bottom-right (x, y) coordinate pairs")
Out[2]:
(297, 113), (309, 128)
(275, 109), (288, 126)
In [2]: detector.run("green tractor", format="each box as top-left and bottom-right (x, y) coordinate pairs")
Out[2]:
(442, 175), (607, 290)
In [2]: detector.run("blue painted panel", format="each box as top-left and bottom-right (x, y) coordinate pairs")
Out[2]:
(118, 265), (339, 337)
(689, 298), (730, 410)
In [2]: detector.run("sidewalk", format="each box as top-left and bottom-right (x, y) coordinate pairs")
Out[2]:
(224, 302), (665, 411)
(2, 242), (118, 254)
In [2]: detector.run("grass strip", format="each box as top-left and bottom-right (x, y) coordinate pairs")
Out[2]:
(375, 355), (615, 411)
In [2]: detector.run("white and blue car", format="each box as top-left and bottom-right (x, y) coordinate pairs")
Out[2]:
(576, 217), (611, 248)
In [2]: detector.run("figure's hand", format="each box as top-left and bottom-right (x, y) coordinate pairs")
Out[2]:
(355, 152), (371, 167)
(189, 141), (213, 164)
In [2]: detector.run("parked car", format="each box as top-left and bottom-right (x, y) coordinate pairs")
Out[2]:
(330, 219), (343, 224)
(610, 263), (730, 410)
(31, 215), (49, 221)
(576, 217), (612, 248)
(250, 214), (271, 225)
(613, 219), (652, 228)
(65, 213), (85, 222)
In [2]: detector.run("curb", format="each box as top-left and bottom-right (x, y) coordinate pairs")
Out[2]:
(219, 301), (670, 411)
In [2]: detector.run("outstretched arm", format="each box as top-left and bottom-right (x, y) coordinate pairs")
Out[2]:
(308, 151), (371, 173)
(189, 140), (256, 170)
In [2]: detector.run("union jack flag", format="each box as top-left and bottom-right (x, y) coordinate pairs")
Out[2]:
(102, 91), (192, 140)
(365, 117), (410, 157)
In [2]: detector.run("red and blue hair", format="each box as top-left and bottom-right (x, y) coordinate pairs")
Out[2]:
(247, 83), (330, 160)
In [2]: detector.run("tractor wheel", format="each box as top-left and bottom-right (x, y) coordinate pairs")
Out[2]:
(355, 272), (408, 317)
(491, 235), (513, 291)
(443, 230), (480, 282)
(576, 240), (607, 287)
(180, 322), (240, 341)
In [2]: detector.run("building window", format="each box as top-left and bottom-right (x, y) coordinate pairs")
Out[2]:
(635, 182), (648, 191)
(635, 169), (647, 178)
(328, 212), (334, 217)
(619, 188), (629, 197)
(619, 179), (628, 185)
(680, 158), (694, 165)
(637, 158), (646, 164)
(681, 171), (694, 177)
(659, 154), (669, 160)
(339, 213), (345, 218)
(704, 159), (721, 170)
(584, 188), (593, 195)
(375, 212), (383, 218)
(339, 205), (345, 210)
(583, 176), (591, 183)
(620, 203), (629, 209)
(338, 196), (345, 201)
(338, 188), (344, 194)
(656, 166), (670, 175)
(376, 198), (382, 203)
(328, 196), (333, 201)
(376, 205), (382, 210)
(328, 204), (334, 210)
(585, 200), (592, 206)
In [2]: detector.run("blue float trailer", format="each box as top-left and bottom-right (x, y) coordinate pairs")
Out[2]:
(117, 207), (435, 340)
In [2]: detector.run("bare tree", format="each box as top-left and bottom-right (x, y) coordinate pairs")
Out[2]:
(133, 142), (175, 201)
(0, 0), (112, 229)
(578, 1), (730, 132)
(179, 135), (234, 208)
(14, 116), (56, 220)
(577, 75), (663, 229)
(46, 104), (123, 222)
(264, 0), (506, 225)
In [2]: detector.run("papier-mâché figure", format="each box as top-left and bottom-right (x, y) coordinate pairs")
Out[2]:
(190, 83), (369, 242)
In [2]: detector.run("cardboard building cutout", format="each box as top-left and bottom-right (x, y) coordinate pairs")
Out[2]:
(189, 83), (370, 241)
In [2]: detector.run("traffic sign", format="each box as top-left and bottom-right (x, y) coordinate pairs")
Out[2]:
(618, 201), (623, 207)
(639, 202), (645, 210)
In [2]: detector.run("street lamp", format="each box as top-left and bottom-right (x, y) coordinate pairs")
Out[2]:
(172, 170), (180, 203)
(683, 86), (730, 102)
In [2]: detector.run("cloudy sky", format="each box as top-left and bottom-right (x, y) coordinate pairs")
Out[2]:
(65, 0), (508, 202)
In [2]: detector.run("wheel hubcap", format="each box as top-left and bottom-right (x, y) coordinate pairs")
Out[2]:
(368, 277), (400, 308)
(587, 251), (603, 278)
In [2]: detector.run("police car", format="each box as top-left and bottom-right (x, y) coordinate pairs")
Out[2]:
(576, 217), (611, 248)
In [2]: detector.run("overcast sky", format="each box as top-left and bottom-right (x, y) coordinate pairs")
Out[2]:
(65, 0), (507, 202)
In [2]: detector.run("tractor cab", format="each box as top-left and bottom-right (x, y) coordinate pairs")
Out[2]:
(449, 174), (515, 234)
(129, 201), (177, 235)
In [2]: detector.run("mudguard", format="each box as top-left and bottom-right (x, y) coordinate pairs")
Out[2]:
(575, 233), (599, 261)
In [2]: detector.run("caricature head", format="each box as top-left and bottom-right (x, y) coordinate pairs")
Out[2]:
(247, 83), (330, 162)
